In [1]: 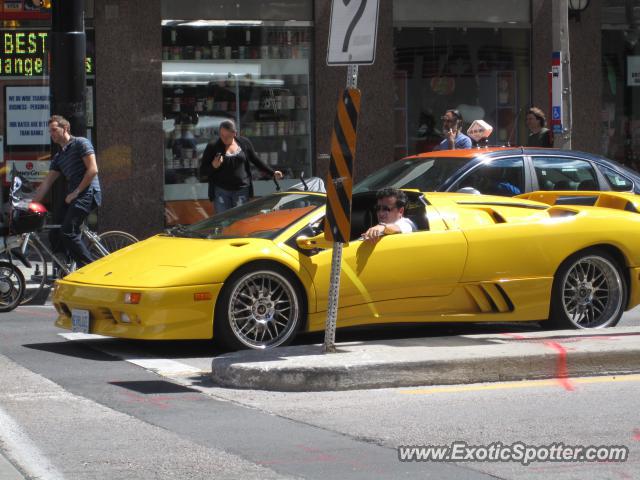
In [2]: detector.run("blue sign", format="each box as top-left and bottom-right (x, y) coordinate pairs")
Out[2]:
(552, 106), (561, 120)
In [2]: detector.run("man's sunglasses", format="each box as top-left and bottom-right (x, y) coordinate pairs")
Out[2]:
(375, 204), (397, 212)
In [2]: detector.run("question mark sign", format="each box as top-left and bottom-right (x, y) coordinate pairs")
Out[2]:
(342, 0), (367, 53)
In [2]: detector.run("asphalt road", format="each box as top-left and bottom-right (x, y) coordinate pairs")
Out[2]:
(0, 305), (639, 479)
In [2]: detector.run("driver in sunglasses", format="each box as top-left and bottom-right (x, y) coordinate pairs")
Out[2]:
(362, 188), (416, 243)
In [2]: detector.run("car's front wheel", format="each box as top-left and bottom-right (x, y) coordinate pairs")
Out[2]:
(214, 264), (304, 350)
(549, 250), (626, 329)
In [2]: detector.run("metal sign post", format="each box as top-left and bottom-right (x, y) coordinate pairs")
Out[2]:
(323, 0), (377, 353)
(323, 66), (360, 353)
(552, 0), (572, 149)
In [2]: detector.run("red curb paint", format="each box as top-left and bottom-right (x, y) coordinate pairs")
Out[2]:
(543, 341), (574, 391)
(500, 332), (528, 340)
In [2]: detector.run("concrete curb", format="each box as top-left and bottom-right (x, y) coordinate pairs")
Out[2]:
(211, 328), (640, 391)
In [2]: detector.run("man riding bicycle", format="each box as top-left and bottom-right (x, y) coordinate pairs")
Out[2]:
(33, 115), (102, 268)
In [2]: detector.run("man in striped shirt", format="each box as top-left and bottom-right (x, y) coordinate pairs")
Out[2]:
(33, 115), (102, 267)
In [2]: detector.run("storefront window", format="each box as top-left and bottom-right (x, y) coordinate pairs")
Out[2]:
(0, 3), (95, 192)
(393, 26), (530, 158)
(601, 0), (640, 169)
(161, 22), (313, 225)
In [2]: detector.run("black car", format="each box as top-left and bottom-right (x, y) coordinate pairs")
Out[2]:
(353, 147), (640, 196)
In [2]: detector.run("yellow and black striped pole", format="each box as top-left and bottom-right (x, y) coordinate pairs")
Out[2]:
(323, 65), (361, 353)
(324, 87), (361, 243)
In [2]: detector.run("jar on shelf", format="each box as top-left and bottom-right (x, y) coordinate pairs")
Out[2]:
(285, 94), (295, 110)
(296, 95), (308, 109)
(171, 97), (181, 113)
(265, 122), (276, 136)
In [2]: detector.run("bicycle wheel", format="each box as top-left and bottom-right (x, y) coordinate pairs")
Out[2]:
(0, 261), (25, 312)
(15, 239), (48, 305)
(90, 231), (138, 259)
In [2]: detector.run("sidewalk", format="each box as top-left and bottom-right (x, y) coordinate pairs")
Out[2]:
(211, 327), (640, 391)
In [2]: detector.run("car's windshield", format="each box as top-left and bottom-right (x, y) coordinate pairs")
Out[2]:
(353, 157), (469, 193)
(167, 193), (326, 240)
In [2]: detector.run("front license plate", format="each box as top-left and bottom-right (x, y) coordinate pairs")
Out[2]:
(71, 309), (90, 333)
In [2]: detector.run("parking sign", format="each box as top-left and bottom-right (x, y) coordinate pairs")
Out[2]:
(327, 0), (380, 65)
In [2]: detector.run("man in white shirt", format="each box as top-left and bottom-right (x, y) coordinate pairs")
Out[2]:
(362, 188), (417, 243)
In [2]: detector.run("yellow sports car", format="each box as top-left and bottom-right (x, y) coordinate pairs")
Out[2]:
(53, 189), (640, 350)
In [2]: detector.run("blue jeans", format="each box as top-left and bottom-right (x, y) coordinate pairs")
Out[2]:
(213, 186), (250, 214)
(50, 203), (97, 268)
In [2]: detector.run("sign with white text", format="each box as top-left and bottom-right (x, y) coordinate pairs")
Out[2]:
(5, 86), (49, 145)
(551, 51), (563, 135)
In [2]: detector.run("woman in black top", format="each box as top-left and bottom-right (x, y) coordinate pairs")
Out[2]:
(525, 107), (553, 148)
(200, 119), (283, 213)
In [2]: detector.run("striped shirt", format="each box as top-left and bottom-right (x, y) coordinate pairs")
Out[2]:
(50, 136), (102, 211)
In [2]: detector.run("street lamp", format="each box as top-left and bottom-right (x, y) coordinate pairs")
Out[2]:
(568, 0), (590, 21)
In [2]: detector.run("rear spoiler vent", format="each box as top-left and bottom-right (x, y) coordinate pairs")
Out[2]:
(517, 191), (640, 213)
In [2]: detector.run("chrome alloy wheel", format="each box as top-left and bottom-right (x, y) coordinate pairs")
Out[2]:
(561, 255), (624, 328)
(227, 270), (300, 349)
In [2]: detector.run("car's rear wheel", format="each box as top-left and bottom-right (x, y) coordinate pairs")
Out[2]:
(549, 250), (626, 329)
(214, 264), (304, 350)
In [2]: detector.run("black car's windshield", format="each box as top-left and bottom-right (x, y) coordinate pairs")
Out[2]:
(168, 193), (326, 240)
(353, 157), (469, 193)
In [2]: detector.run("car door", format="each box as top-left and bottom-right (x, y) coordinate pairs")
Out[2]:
(295, 225), (468, 315)
(449, 156), (527, 196)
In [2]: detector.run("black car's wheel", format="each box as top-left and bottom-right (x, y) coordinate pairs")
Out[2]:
(214, 264), (304, 350)
(549, 250), (626, 329)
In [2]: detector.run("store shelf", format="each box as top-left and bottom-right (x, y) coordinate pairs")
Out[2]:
(162, 58), (310, 81)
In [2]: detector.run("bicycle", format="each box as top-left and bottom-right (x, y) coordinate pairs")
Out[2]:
(14, 223), (138, 305)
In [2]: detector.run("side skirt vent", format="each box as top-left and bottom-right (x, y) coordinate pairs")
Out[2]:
(465, 283), (514, 313)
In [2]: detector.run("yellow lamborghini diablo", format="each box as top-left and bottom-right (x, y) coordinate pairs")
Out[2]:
(53, 189), (640, 350)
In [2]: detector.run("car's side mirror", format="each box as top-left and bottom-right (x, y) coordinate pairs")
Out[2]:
(296, 233), (333, 250)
